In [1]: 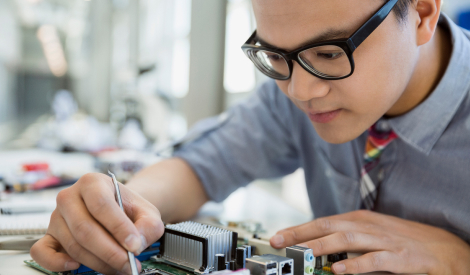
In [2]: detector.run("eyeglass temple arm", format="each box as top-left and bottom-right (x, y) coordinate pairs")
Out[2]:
(347, 0), (399, 51)
(246, 30), (258, 45)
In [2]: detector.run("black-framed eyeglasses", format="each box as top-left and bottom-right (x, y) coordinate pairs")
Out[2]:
(241, 0), (398, 80)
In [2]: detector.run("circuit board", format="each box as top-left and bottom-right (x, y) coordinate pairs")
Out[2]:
(24, 259), (335, 275)
(24, 259), (191, 275)
(24, 221), (344, 275)
(24, 259), (58, 275)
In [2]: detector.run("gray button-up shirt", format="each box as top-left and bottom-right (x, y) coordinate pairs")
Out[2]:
(175, 14), (470, 243)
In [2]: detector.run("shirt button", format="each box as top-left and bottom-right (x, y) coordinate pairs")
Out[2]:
(325, 169), (333, 178)
(376, 120), (391, 132)
(378, 168), (385, 182)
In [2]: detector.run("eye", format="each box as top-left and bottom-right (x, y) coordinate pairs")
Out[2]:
(266, 54), (283, 62)
(317, 52), (344, 60)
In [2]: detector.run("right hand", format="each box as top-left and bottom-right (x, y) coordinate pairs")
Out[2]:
(30, 173), (165, 275)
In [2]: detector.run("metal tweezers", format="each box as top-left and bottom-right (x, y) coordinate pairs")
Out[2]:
(108, 171), (139, 275)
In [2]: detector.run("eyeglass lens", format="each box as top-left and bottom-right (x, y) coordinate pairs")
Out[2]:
(254, 50), (290, 79)
(251, 45), (351, 79)
(298, 45), (351, 78)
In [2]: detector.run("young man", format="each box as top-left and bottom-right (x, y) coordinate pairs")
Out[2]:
(31, 0), (470, 274)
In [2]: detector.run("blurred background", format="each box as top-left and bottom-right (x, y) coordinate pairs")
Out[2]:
(0, 0), (268, 152)
(0, 0), (469, 218)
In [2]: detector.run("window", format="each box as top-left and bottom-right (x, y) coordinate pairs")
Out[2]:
(223, 0), (256, 94)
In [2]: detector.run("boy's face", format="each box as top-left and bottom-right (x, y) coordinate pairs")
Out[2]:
(252, 0), (419, 143)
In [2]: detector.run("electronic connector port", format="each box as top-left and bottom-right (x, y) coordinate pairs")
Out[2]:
(281, 261), (292, 275)
(246, 256), (278, 275)
(285, 245), (314, 275)
(305, 253), (314, 262)
(258, 254), (293, 275)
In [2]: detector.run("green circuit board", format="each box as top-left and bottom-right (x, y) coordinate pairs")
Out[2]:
(23, 221), (343, 275)
(24, 260), (58, 275)
(313, 270), (334, 275)
(24, 259), (191, 275)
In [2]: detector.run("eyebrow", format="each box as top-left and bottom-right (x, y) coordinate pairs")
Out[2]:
(255, 29), (351, 51)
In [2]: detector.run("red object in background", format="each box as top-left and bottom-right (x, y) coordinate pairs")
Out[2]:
(22, 162), (50, 171)
(30, 176), (61, 190)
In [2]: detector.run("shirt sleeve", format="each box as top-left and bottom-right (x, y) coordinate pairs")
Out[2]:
(173, 80), (301, 202)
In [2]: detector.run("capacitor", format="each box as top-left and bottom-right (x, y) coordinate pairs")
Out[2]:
(327, 254), (334, 262)
(338, 252), (348, 261)
(229, 260), (236, 271)
(215, 254), (226, 271)
(331, 254), (341, 263)
(315, 256), (322, 269)
(236, 247), (247, 269)
(243, 245), (252, 258)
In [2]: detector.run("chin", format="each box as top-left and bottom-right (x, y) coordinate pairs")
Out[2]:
(312, 122), (361, 144)
(319, 133), (353, 144)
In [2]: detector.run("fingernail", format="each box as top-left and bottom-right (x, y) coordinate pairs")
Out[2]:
(271, 234), (284, 247)
(124, 234), (141, 252)
(137, 234), (148, 255)
(64, 260), (80, 270)
(121, 262), (131, 274)
(297, 243), (308, 247)
(333, 263), (346, 273)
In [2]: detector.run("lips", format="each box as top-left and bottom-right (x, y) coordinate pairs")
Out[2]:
(308, 109), (342, 123)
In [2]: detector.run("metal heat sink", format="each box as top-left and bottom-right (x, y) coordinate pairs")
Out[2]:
(161, 221), (237, 272)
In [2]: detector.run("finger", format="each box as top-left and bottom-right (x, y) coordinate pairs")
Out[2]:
(30, 234), (81, 272)
(332, 251), (405, 274)
(329, 210), (391, 224)
(57, 186), (139, 274)
(330, 210), (422, 234)
(121, 188), (165, 253)
(77, 173), (144, 253)
(275, 210), (380, 236)
(301, 231), (389, 257)
(48, 210), (123, 275)
(270, 217), (368, 248)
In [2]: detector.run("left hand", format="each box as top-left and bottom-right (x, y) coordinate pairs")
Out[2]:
(270, 210), (470, 275)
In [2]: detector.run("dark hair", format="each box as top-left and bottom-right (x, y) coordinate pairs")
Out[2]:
(393, 0), (414, 23)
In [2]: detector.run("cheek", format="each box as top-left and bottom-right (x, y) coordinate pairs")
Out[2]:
(342, 24), (417, 114)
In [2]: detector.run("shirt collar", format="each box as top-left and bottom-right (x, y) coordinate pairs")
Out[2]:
(386, 13), (470, 155)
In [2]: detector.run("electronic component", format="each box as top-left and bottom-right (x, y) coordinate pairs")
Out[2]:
(243, 245), (252, 258)
(248, 238), (285, 256)
(229, 260), (236, 271)
(24, 220), (369, 275)
(246, 255), (278, 275)
(314, 256), (321, 270)
(235, 245), (253, 269)
(257, 254), (293, 275)
(160, 221), (237, 273)
(212, 269), (251, 275)
(215, 254), (227, 271)
(321, 255), (327, 268)
(312, 253), (353, 275)
(236, 247), (247, 269)
(61, 241), (162, 275)
(138, 242), (162, 262)
(285, 246), (314, 275)
(140, 268), (161, 275)
(246, 254), (294, 275)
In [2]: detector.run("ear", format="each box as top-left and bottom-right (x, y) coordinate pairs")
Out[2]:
(412, 0), (442, 46)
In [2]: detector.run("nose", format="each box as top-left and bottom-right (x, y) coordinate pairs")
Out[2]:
(287, 61), (330, 102)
